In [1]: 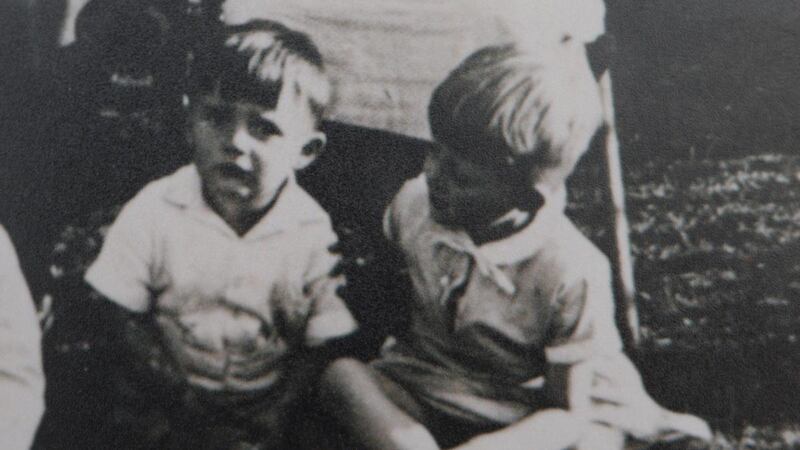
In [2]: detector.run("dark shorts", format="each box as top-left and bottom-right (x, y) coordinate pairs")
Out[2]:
(106, 370), (319, 450)
(369, 360), (542, 448)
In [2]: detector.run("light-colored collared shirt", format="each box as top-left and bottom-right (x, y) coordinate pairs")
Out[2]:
(374, 175), (622, 427)
(86, 165), (356, 392)
(0, 225), (44, 450)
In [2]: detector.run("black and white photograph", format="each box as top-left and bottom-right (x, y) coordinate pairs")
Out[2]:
(1, 0), (798, 448)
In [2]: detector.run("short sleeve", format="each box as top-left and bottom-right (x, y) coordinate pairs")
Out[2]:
(544, 255), (623, 366)
(303, 225), (357, 347)
(383, 175), (427, 244)
(84, 193), (157, 313)
(0, 226), (44, 450)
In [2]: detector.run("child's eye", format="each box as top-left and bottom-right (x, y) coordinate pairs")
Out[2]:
(203, 105), (233, 125)
(447, 161), (473, 185)
(248, 117), (282, 140)
(450, 169), (475, 186)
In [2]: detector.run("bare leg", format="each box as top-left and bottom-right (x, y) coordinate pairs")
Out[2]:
(320, 358), (440, 450)
(576, 423), (625, 450)
(453, 409), (594, 450)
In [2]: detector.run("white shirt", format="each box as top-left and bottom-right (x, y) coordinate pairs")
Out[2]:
(86, 165), (356, 392)
(373, 175), (622, 425)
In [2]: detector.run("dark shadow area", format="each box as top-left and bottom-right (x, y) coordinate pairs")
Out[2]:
(608, 0), (800, 160)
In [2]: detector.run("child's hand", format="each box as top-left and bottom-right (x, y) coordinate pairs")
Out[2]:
(585, 354), (712, 443)
(178, 307), (264, 353)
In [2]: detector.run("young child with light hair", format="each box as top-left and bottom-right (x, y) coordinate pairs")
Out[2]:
(84, 20), (356, 449)
(321, 43), (710, 450)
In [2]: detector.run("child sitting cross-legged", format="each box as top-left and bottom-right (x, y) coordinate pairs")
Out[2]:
(320, 43), (711, 450)
(84, 20), (357, 449)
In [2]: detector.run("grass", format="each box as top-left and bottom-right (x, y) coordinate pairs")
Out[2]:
(38, 150), (800, 448)
(568, 152), (800, 448)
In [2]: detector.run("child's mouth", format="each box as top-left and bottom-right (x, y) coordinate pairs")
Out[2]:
(217, 166), (258, 199)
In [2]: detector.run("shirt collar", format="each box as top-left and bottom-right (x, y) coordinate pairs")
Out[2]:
(425, 180), (566, 267)
(477, 195), (563, 266)
(163, 164), (329, 240)
(478, 182), (566, 266)
(418, 176), (567, 294)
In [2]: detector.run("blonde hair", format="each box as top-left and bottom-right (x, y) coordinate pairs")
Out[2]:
(429, 43), (602, 183)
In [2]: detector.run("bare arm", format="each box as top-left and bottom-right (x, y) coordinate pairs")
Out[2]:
(82, 287), (188, 396)
(319, 358), (439, 450)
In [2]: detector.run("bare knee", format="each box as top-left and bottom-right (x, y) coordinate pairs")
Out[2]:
(322, 357), (367, 390)
(320, 357), (374, 406)
(319, 358), (439, 450)
(576, 422), (625, 450)
(324, 357), (367, 378)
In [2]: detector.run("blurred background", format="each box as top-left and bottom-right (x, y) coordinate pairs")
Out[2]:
(608, 0), (800, 161)
(2, 0), (800, 448)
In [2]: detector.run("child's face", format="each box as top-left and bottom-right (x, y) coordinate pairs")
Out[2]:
(424, 146), (522, 229)
(190, 84), (324, 213)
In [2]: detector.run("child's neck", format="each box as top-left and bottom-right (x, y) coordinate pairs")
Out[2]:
(206, 181), (287, 237)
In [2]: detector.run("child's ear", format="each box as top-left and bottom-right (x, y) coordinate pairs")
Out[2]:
(295, 131), (327, 170)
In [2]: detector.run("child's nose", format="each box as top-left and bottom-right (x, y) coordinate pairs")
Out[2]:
(230, 126), (259, 171)
(231, 125), (255, 152)
(234, 153), (255, 172)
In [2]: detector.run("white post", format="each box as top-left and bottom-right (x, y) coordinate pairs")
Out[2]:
(58, 0), (91, 46)
(599, 70), (640, 346)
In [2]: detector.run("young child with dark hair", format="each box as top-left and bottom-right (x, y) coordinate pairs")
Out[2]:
(84, 20), (356, 449)
(321, 43), (710, 449)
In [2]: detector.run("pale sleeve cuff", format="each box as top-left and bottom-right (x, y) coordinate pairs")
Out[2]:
(85, 262), (151, 313)
(305, 310), (358, 347)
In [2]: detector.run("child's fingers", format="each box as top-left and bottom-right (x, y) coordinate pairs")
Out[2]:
(38, 293), (54, 333)
(237, 32), (275, 54)
(261, 45), (287, 80)
(591, 403), (714, 444)
(589, 384), (638, 406)
(588, 403), (654, 438)
(455, 409), (588, 450)
(663, 412), (713, 441)
(327, 241), (343, 254)
(588, 354), (642, 387)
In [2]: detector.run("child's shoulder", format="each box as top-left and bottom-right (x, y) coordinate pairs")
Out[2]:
(390, 174), (429, 217)
(550, 215), (608, 263)
(383, 174), (430, 239)
(120, 165), (199, 213)
(99, 166), (199, 240)
(279, 179), (334, 229)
